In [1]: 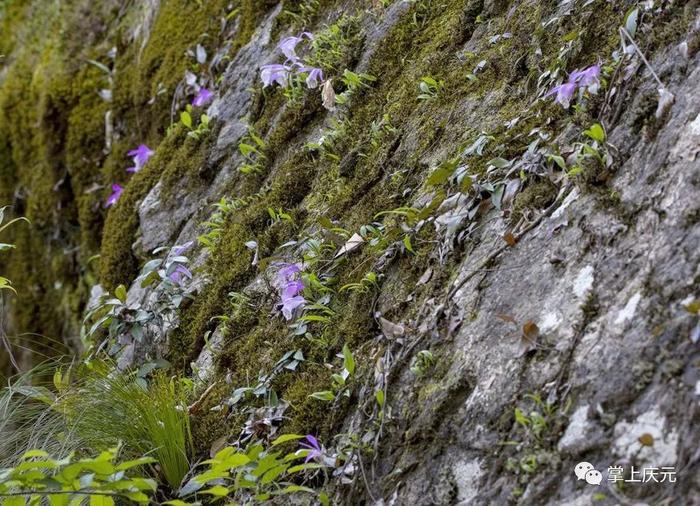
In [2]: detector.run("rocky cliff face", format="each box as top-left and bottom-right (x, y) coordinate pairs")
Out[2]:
(1, 0), (699, 503)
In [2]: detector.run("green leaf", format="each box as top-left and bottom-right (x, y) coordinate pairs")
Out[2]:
(5, 497), (27, 506)
(342, 344), (355, 375)
(14, 386), (55, 405)
(114, 285), (127, 303)
(201, 485), (230, 497)
(115, 457), (157, 471)
(89, 495), (114, 506)
(48, 494), (70, 506)
(162, 501), (193, 506)
(548, 155), (567, 170)
(80, 460), (114, 475)
(180, 111), (192, 129)
(624, 7), (639, 37)
(249, 130), (266, 148)
(0, 276), (17, 294)
(204, 448), (250, 470)
(238, 143), (257, 157)
(402, 235), (415, 254)
(426, 158), (459, 186)
(486, 157), (512, 169)
(260, 464), (288, 484)
(287, 463), (324, 474)
(376, 389), (385, 407)
(584, 123), (605, 142)
(21, 449), (49, 460)
(274, 485), (317, 495)
(122, 491), (150, 504)
(309, 391), (334, 401)
(514, 407), (529, 426)
(271, 434), (305, 446)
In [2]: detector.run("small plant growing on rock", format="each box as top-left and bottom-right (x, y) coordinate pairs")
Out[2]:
(0, 206), (29, 294)
(335, 69), (376, 105)
(310, 344), (356, 402)
(417, 76), (444, 101)
(238, 128), (267, 174)
(410, 350), (435, 377)
(0, 446), (157, 504)
(83, 242), (195, 368)
(175, 434), (332, 505)
(566, 122), (612, 178)
(180, 105), (211, 140)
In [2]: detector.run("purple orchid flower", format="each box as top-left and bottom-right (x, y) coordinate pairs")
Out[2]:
(126, 144), (154, 173)
(282, 279), (304, 299)
(172, 241), (194, 256)
(277, 32), (314, 62)
(571, 64), (601, 94)
(547, 81), (577, 109)
(278, 263), (302, 282)
(281, 295), (306, 320)
(278, 36), (303, 62)
(105, 184), (123, 207)
(276, 263), (306, 319)
(299, 435), (323, 463)
(549, 63), (602, 108)
(261, 64), (291, 87)
(302, 67), (324, 89)
(168, 264), (193, 285)
(192, 88), (213, 107)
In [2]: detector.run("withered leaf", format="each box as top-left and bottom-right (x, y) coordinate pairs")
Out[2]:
(210, 435), (229, 457)
(496, 313), (518, 325)
(638, 433), (654, 447)
(503, 232), (517, 247)
(322, 79), (336, 111)
(379, 316), (405, 339)
(417, 267), (433, 286)
(522, 320), (540, 342)
(334, 233), (364, 258)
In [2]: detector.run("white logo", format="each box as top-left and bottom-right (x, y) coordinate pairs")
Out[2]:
(574, 462), (602, 485)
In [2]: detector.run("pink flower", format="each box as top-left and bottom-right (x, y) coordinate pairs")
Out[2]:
(105, 184), (123, 207)
(126, 144), (154, 173)
(192, 88), (213, 107)
(172, 241), (194, 256)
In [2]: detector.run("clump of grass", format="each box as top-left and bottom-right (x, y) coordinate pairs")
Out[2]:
(0, 360), (192, 490)
(64, 369), (192, 489)
(0, 360), (70, 464)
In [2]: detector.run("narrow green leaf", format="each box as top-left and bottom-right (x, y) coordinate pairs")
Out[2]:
(342, 344), (355, 375)
(309, 391), (334, 401)
(271, 434), (305, 446)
